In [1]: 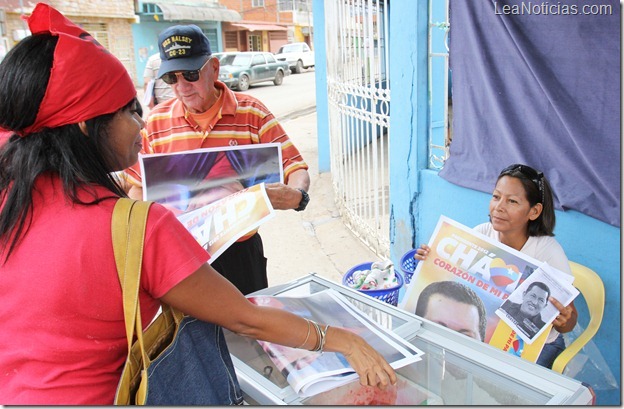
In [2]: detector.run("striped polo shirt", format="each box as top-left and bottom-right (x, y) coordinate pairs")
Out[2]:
(124, 80), (308, 187)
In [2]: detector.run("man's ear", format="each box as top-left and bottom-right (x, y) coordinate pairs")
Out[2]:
(78, 121), (88, 136)
(211, 56), (220, 69)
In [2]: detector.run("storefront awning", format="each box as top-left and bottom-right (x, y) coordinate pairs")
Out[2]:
(230, 23), (288, 32)
(152, 2), (241, 22)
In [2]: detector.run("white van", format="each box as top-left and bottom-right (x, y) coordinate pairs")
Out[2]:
(275, 42), (315, 74)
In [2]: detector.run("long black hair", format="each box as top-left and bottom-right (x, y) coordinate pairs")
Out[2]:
(497, 164), (556, 237)
(0, 33), (139, 262)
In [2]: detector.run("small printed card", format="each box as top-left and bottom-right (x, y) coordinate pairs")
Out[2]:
(496, 262), (579, 344)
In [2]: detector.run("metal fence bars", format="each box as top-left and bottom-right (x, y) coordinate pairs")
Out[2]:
(324, 0), (391, 259)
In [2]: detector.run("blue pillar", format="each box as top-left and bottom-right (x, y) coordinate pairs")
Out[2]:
(312, 0), (330, 172)
(388, 0), (429, 264)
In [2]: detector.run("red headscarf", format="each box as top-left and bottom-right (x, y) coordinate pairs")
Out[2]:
(20, 3), (136, 136)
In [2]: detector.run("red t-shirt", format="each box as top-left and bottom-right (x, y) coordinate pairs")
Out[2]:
(0, 174), (210, 404)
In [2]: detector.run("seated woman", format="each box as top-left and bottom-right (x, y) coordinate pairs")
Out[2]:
(415, 163), (577, 368)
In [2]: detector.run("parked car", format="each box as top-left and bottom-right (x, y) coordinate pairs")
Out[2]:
(218, 52), (290, 91)
(212, 52), (238, 63)
(275, 42), (315, 74)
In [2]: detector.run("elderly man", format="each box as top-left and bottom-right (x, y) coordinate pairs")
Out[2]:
(125, 25), (310, 295)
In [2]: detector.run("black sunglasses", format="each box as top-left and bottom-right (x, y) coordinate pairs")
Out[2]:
(500, 164), (545, 203)
(161, 59), (210, 85)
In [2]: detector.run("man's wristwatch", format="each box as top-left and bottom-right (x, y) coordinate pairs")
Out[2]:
(295, 188), (310, 212)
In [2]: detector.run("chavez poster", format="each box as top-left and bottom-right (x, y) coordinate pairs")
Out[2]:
(176, 183), (275, 262)
(139, 143), (283, 214)
(496, 263), (578, 345)
(248, 289), (424, 398)
(139, 144), (281, 261)
(399, 215), (551, 361)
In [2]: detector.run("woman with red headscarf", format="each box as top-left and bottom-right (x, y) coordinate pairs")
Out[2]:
(0, 4), (396, 404)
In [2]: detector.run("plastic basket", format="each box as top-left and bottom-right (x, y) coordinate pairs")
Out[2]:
(342, 262), (404, 306)
(400, 249), (420, 285)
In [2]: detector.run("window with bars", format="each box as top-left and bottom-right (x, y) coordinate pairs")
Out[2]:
(278, 0), (310, 12)
(252, 0), (265, 7)
(296, 0), (311, 12)
(0, 8), (6, 36)
(141, 3), (164, 19)
(278, 0), (293, 12)
(248, 34), (261, 51)
(428, 0), (451, 170)
(225, 32), (238, 49)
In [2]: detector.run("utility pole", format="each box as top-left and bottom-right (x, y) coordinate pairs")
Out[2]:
(307, 0), (313, 47)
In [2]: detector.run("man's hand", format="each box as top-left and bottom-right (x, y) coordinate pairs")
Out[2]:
(265, 183), (305, 210)
(266, 169), (310, 210)
(414, 244), (431, 261)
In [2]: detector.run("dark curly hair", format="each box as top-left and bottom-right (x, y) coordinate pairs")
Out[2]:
(0, 34), (140, 262)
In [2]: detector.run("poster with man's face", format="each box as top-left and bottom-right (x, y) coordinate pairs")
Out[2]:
(496, 264), (578, 344)
(398, 215), (574, 362)
(139, 143), (283, 215)
(139, 144), (282, 261)
(399, 216), (544, 341)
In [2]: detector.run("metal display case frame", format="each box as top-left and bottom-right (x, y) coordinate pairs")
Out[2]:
(226, 273), (592, 405)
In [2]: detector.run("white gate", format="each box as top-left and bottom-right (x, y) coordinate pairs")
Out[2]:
(324, 0), (390, 258)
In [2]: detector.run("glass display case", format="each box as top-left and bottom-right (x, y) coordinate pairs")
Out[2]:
(225, 273), (593, 405)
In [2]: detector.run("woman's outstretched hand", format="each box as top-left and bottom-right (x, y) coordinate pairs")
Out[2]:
(330, 327), (397, 389)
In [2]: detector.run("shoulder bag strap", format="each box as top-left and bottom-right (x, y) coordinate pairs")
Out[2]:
(112, 198), (153, 390)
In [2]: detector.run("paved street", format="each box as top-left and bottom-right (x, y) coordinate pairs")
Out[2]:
(242, 67), (317, 119)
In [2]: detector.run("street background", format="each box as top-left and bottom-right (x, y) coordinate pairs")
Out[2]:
(139, 69), (381, 289)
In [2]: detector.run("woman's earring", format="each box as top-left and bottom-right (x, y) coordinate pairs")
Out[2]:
(78, 121), (88, 136)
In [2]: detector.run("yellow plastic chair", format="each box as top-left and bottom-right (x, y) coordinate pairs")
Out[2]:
(551, 261), (605, 374)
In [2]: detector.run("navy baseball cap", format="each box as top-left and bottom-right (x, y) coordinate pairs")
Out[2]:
(157, 24), (212, 77)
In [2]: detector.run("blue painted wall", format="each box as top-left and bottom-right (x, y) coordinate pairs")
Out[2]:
(313, 0), (620, 404)
(415, 171), (621, 405)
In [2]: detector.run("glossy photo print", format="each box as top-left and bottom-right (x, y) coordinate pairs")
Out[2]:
(139, 143), (283, 214)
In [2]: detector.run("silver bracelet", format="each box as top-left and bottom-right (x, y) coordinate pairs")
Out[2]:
(310, 321), (329, 353)
(318, 324), (329, 352)
(310, 320), (322, 352)
(295, 319), (311, 349)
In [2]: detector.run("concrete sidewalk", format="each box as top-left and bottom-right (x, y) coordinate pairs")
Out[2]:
(261, 111), (379, 287)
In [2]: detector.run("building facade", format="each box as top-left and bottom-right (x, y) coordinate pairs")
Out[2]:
(313, 0), (621, 404)
(220, 0), (313, 53)
(1, 0), (138, 83)
(133, 0), (241, 87)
